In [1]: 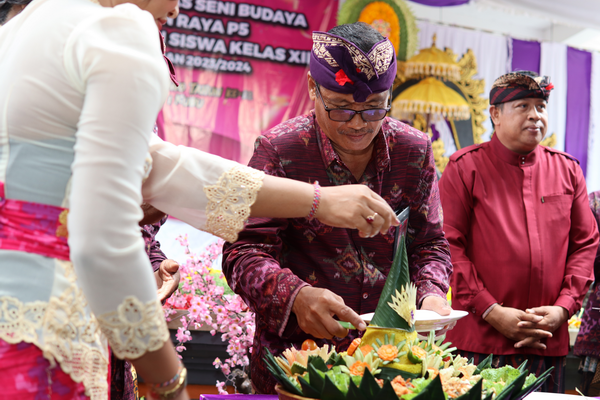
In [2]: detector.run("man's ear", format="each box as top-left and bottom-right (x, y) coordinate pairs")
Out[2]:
(489, 104), (501, 127)
(307, 72), (317, 101)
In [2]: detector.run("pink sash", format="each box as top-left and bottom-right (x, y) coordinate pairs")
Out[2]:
(0, 181), (70, 260)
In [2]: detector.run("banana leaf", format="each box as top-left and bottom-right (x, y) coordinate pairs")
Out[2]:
(298, 375), (321, 399)
(307, 363), (326, 394)
(494, 370), (528, 400)
(511, 366), (554, 400)
(517, 360), (528, 373)
(359, 367), (382, 399)
(264, 349), (304, 396)
(376, 366), (419, 382)
(455, 377), (483, 400)
(321, 375), (346, 400)
(346, 380), (369, 400)
(378, 379), (399, 400)
(474, 353), (493, 375)
(411, 374), (445, 399)
(308, 355), (329, 372)
(370, 208), (413, 331)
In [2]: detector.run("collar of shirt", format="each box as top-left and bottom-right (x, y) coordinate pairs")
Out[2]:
(312, 111), (392, 173)
(490, 133), (539, 167)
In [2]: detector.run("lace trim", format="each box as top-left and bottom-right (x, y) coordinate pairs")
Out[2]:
(0, 260), (109, 399)
(203, 165), (265, 243)
(96, 296), (169, 360)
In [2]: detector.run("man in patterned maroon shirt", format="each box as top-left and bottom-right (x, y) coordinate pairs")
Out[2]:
(222, 22), (452, 394)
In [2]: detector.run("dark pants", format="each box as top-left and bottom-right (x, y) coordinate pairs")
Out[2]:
(456, 350), (566, 393)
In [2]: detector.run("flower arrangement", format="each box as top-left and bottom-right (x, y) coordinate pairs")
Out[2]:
(163, 235), (255, 394)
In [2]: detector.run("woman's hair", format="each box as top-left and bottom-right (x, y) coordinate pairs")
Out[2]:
(0, 0), (32, 25)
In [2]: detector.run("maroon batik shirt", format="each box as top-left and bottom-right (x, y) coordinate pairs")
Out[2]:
(222, 111), (452, 394)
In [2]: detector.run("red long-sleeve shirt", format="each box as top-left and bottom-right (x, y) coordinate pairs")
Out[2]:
(440, 134), (598, 356)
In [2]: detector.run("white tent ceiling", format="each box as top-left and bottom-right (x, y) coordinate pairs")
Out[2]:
(405, 0), (600, 52)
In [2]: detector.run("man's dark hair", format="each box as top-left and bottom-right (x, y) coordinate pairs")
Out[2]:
(328, 22), (385, 53)
(0, 0), (32, 25)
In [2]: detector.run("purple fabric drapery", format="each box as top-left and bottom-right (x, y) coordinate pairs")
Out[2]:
(565, 47), (592, 176)
(408, 0), (469, 5)
(511, 39), (541, 74)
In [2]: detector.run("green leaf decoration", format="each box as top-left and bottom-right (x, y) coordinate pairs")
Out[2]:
(308, 364), (326, 394)
(517, 360), (528, 373)
(346, 380), (369, 400)
(370, 208), (414, 331)
(455, 377), (483, 400)
(378, 379), (399, 400)
(495, 370), (528, 400)
(359, 367), (381, 399)
(298, 375), (322, 399)
(411, 374), (445, 399)
(376, 366), (419, 382)
(512, 366), (554, 400)
(264, 348), (302, 395)
(483, 392), (494, 400)
(291, 362), (308, 376)
(321, 375), (347, 400)
(474, 353), (493, 375)
(308, 355), (329, 373)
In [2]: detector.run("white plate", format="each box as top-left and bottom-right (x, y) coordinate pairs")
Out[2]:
(359, 309), (469, 332)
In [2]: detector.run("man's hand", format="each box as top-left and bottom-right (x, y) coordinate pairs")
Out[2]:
(292, 286), (366, 339)
(484, 305), (552, 350)
(155, 259), (180, 302)
(421, 295), (452, 316)
(421, 295), (453, 335)
(515, 305), (569, 341)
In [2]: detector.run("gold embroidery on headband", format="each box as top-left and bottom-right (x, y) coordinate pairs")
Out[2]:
(312, 32), (394, 80)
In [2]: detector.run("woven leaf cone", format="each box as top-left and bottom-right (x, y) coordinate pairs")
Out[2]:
(360, 208), (421, 374)
(395, 77), (471, 120)
(405, 35), (461, 81)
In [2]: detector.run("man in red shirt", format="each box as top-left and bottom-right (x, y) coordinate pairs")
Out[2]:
(440, 70), (599, 392)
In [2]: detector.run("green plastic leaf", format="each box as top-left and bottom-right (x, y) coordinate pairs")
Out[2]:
(474, 353), (493, 375)
(456, 377), (483, 400)
(359, 367), (381, 399)
(346, 379), (368, 400)
(308, 355), (329, 372)
(376, 366), (419, 382)
(411, 374), (445, 399)
(322, 374), (347, 400)
(298, 375), (321, 399)
(370, 208), (414, 332)
(511, 366), (554, 400)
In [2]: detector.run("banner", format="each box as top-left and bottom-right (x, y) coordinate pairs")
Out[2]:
(160, 0), (339, 164)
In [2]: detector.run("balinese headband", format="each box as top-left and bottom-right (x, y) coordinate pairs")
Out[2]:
(310, 31), (396, 102)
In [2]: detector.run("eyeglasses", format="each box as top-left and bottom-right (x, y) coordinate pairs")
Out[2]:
(314, 84), (391, 122)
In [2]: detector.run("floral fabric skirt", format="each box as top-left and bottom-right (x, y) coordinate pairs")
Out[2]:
(0, 340), (88, 399)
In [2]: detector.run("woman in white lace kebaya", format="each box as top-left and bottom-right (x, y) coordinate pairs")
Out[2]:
(0, 0), (398, 398)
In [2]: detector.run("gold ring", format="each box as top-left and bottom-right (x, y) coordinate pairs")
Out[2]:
(365, 213), (378, 223)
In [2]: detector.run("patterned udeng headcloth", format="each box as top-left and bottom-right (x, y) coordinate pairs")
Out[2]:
(310, 31), (397, 102)
(489, 71), (554, 105)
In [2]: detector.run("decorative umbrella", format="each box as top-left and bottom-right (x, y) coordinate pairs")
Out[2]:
(393, 77), (471, 121)
(404, 34), (461, 81)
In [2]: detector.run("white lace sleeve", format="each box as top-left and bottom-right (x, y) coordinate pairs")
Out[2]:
(143, 136), (264, 242)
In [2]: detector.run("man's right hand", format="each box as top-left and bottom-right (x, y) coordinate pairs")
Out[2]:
(292, 286), (366, 339)
(484, 305), (552, 350)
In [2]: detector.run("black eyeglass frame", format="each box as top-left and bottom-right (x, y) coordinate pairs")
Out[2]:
(314, 83), (392, 122)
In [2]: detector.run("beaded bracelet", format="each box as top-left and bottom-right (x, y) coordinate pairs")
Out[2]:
(306, 181), (321, 220)
(151, 363), (184, 389)
(149, 366), (188, 400)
